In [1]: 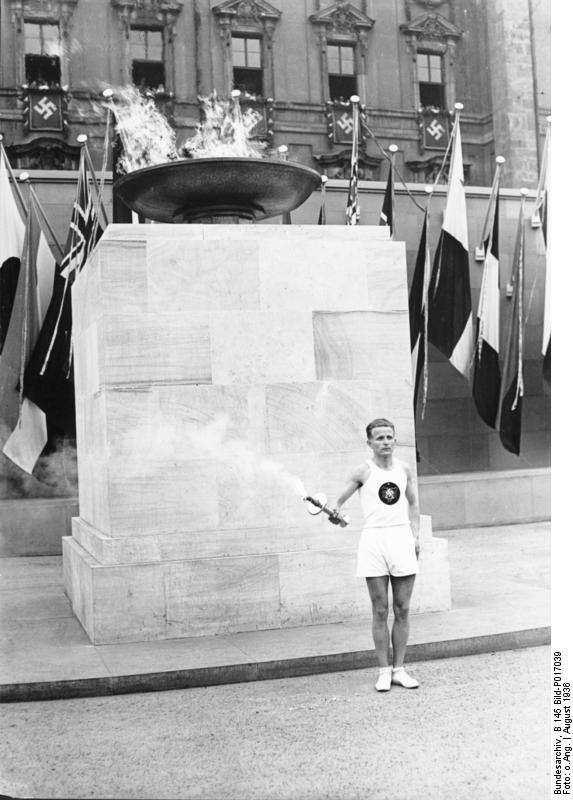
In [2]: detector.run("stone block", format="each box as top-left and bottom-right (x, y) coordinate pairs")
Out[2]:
(63, 224), (449, 643)
(164, 555), (281, 637)
(313, 311), (411, 382)
(258, 239), (370, 312)
(146, 237), (261, 312)
(102, 310), (212, 387)
(263, 381), (371, 454)
(210, 311), (316, 385)
(411, 537), (451, 613)
(464, 473), (534, 526)
(278, 548), (369, 626)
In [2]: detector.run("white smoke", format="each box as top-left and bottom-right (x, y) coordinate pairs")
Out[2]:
(136, 414), (306, 499)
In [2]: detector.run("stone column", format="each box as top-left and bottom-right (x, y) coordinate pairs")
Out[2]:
(486, 0), (539, 187)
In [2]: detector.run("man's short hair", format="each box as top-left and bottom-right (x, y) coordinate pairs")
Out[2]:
(366, 418), (395, 438)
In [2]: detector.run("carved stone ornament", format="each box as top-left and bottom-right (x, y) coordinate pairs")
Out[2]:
(314, 147), (382, 181)
(213, 0), (281, 34)
(400, 12), (462, 42)
(309, 2), (375, 39)
(111, 0), (182, 28)
(406, 154), (470, 183)
(413, 0), (448, 8)
(5, 136), (82, 170)
(8, 0), (78, 27)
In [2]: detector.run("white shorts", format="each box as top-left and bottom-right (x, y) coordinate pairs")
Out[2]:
(356, 523), (419, 578)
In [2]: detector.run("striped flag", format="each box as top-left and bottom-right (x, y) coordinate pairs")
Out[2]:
(0, 144), (25, 353)
(345, 100), (360, 226)
(0, 195), (57, 472)
(23, 146), (105, 436)
(379, 159), (394, 236)
(427, 111), (473, 379)
(498, 193), (526, 455)
(409, 209), (430, 412)
(472, 185), (501, 428)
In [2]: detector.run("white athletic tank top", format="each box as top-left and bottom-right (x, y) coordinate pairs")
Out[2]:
(359, 460), (410, 528)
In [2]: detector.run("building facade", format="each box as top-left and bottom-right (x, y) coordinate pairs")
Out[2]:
(0, 0), (550, 187)
(0, 0), (550, 503)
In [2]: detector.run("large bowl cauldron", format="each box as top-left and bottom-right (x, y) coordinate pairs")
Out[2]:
(114, 157), (322, 223)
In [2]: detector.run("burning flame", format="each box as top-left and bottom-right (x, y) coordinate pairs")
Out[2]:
(105, 86), (179, 174)
(181, 91), (267, 160)
(106, 87), (268, 173)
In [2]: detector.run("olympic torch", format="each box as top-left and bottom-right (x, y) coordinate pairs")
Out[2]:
(302, 493), (350, 527)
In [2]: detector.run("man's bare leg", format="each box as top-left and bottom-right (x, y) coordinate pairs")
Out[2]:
(366, 576), (390, 666)
(390, 573), (419, 688)
(366, 576), (394, 691)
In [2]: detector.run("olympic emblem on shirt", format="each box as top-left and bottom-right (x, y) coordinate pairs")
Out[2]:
(378, 482), (400, 505)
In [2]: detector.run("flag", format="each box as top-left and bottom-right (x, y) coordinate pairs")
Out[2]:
(0, 145), (25, 352)
(498, 195), (526, 455)
(474, 167), (500, 260)
(427, 112), (473, 379)
(60, 149), (104, 280)
(409, 210), (430, 412)
(472, 188), (501, 428)
(380, 159), (394, 236)
(537, 124), (550, 384)
(345, 101), (360, 226)
(540, 190), (550, 383)
(23, 147), (105, 436)
(0, 195), (57, 472)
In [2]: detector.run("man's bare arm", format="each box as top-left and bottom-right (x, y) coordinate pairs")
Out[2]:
(404, 462), (421, 556)
(330, 463), (369, 523)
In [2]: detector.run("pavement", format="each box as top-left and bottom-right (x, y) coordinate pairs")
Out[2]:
(0, 648), (551, 800)
(0, 521), (550, 703)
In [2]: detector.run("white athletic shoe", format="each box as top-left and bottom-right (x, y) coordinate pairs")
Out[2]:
(375, 668), (392, 692)
(391, 667), (419, 689)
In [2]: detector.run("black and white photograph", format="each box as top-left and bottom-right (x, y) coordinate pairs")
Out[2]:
(0, 1), (559, 798)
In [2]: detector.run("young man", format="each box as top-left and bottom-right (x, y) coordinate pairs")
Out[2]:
(330, 418), (420, 692)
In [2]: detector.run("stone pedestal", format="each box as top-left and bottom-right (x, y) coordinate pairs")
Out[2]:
(63, 224), (450, 644)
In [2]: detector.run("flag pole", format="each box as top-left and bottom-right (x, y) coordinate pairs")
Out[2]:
(345, 94), (361, 226)
(475, 155), (505, 261)
(360, 120), (425, 213)
(532, 116), (550, 228)
(475, 156), (504, 362)
(382, 143), (397, 235)
(514, 188), (528, 410)
(78, 134), (109, 228)
(319, 174), (328, 224)
(99, 89), (115, 202)
(430, 102), (463, 194)
(428, 102), (463, 295)
(18, 173), (65, 262)
(420, 183), (433, 418)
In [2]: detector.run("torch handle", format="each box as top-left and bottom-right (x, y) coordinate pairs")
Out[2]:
(321, 503), (349, 527)
(303, 495), (349, 527)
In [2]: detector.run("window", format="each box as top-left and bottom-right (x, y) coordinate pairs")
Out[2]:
(131, 28), (165, 90)
(24, 22), (61, 86)
(417, 52), (445, 109)
(232, 35), (263, 95)
(327, 44), (357, 102)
